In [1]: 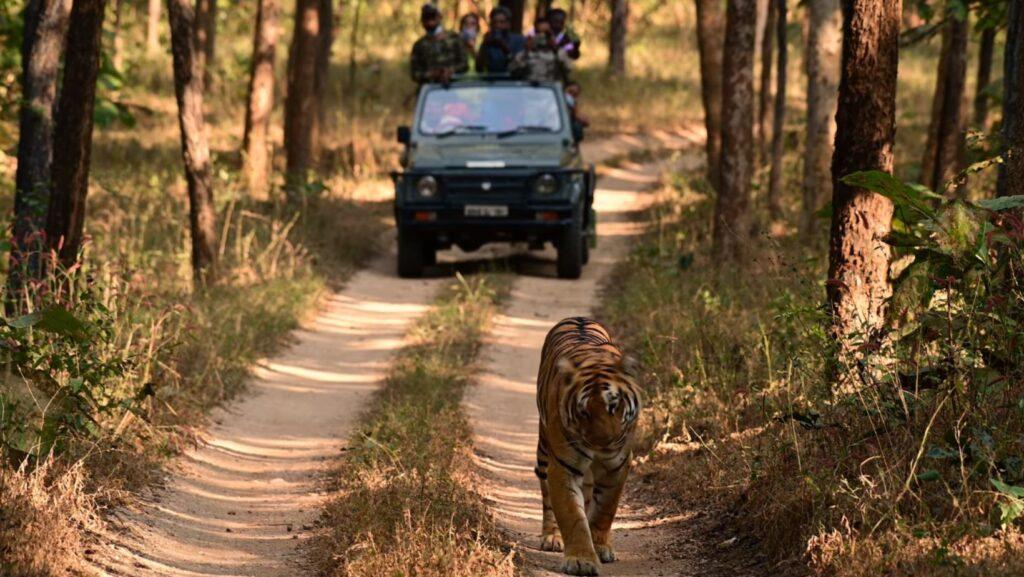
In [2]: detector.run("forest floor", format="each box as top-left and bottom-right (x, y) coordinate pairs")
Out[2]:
(85, 130), (713, 577)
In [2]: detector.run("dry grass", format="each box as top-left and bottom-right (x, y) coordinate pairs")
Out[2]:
(312, 273), (514, 577)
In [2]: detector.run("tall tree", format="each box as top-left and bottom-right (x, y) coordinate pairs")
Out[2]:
(242, 0), (281, 198)
(973, 27), (996, 129)
(998, 0), (1023, 197)
(45, 0), (107, 267)
(9, 0), (71, 288)
(608, 0), (629, 75)
(756, 0), (775, 162)
(194, 0), (216, 83)
(766, 0), (787, 218)
(499, 0), (525, 32)
(920, 10), (968, 192)
(315, 0), (336, 133)
(535, 0), (553, 20)
(284, 0), (322, 193)
(712, 0), (757, 259)
(828, 0), (901, 352)
(168, 0), (219, 285)
(147, 0), (162, 56)
(802, 0), (841, 233)
(695, 0), (725, 191)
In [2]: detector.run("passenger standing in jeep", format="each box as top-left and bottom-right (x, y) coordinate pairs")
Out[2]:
(410, 4), (468, 85)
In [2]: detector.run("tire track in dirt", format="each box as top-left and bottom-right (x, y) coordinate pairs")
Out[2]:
(88, 132), (693, 577)
(92, 247), (449, 577)
(465, 134), (705, 576)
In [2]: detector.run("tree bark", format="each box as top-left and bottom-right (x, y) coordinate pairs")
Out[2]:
(111, 0), (125, 70)
(608, 0), (629, 76)
(535, 0), (553, 20)
(973, 26), (996, 129)
(802, 0), (841, 234)
(766, 0), (786, 219)
(45, 0), (107, 267)
(242, 0), (281, 198)
(920, 13), (968, 192)
(756, 0), (775, 163)
(499, 0), (526, 33)
(194, 0), (215, 84)
(285, 0), (322, 192)
(147, 0), (162, 56)
(828, 0), (900, 353)
(315, 0), (336, 133)
(168, 0), (219, 286)
(998, 0), (1023, 197)
(9, 0), (70, 291)
(712, 0), (757, 259)
(695, 0), (725, 191)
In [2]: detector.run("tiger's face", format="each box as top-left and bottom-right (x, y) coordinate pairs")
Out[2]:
(557, 356), (641, 449)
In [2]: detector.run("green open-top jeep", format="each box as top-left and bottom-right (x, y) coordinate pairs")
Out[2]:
(393, 78), (595, 279)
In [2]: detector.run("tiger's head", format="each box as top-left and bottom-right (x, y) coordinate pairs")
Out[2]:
(556, 354), (641, 449)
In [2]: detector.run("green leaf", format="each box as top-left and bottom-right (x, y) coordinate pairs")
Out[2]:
(992, 478), (1024, 498)
(35, 307), (88, 337)
(916, 469), (941, 482)
(841, 170), (939, 223)
(976, 195), (1024, 212)
(8, 311), (43, 329)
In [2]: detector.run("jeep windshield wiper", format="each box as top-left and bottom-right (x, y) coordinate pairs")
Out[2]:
(496, 125), (556, 139)
(434, 124), (489, 139)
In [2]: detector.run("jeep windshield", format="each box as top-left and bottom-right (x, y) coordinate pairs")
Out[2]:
(418, 85), (563, 137)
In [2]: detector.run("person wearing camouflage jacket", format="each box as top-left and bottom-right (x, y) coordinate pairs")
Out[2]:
(410, 4), (468, 85)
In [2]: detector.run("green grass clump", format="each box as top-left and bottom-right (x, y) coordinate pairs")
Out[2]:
(313, 272), (515, 577)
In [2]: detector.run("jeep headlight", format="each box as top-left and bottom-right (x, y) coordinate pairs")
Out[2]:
(534, 174), (558, 196)
(415, 175), (438, 198)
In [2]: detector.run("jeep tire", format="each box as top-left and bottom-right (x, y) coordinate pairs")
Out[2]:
(397, 229), (423, 278)
(557, 217), (583, 280)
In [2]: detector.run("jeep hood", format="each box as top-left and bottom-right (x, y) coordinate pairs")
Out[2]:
(409, 142), (573, 169)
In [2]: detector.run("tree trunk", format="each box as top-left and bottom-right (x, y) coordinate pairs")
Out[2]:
(9, 0), (70, 291)
(766, 0), (786, 219)
(111, 0), (125, 70)
(168, 0), (219, 286)
(147, 0), (162, 56)
(535, 0), (553, 20)
(285, 0), (322, 192)
(973, 26), (996, 129)
(315, 0), (336, 133)
(45, 0), (107, 267)
(712, 0), (757, 259)
(756, 0), (775, 163)
(920, 13), (968, 193)
(194, 0), (215, 84)
(695, 0), (725, 191)
(828, 0), (900, 354)
(499, 0), (525, 33)
(998, 0), (1023, 198)
(802, 0), (841, 234)
(608, 0), (629, 76)
(346, 0), (362, 101)
(242, 0), (281, 198)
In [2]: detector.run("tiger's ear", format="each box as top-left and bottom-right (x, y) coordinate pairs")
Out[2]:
(621, 355), (640, 376)
(556, 356), (578, 376)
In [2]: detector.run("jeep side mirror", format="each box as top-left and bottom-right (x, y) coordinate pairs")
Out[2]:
(397, 126), (411, 145)
(572, 123), (585, 143)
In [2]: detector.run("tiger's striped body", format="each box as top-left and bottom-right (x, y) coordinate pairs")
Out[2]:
(535, 317), (641, 576)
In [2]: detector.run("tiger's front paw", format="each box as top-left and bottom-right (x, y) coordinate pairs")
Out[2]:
(541, 532), (564, 552)
(595, 543), (616, 563)
(561, 554), (601, 576)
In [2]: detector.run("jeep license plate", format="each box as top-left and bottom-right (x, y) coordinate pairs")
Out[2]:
(464, 205), (509, 217)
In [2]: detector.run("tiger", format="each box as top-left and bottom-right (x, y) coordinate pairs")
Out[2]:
(534, 317), (642, 576)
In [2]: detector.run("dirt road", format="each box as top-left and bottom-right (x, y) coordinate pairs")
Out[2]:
(90, 132), (694, 577)
(466, 137), (704, 576)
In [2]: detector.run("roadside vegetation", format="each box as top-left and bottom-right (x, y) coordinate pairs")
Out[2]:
(602, 32), (1024, 577)
(311, 272), (513, 577)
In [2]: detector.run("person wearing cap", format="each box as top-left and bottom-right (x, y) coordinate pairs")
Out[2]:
(410, 4), (468, 85)
(476, 6), (526, 74)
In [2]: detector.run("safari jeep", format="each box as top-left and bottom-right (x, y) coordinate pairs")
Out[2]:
(392, 78), (595, 279)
